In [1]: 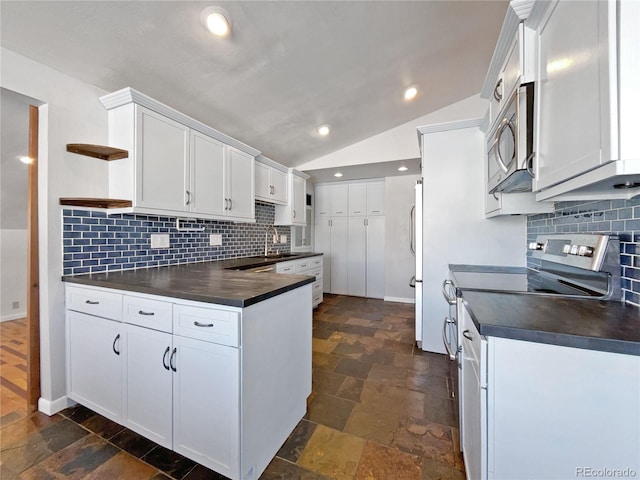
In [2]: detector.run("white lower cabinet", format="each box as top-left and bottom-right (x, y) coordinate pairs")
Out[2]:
(459, 302), (640, 480)
(275, 255), (323, 307)
(67, 311), (124, 423)
(65, 283), (312, 480)
(173, 335), (239, 479)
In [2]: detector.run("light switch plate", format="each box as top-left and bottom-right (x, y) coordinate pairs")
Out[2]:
(280, 235), (287, 243)
(209, 234), (223, 246)
(151, 234), (170, 249)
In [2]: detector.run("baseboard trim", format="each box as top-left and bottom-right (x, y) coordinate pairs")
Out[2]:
(384, 296), (415, 304)
(1, 312), (27, 322)
(39, 395), (73, 415)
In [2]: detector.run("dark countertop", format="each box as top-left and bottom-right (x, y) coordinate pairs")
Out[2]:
(62, 253), (322, 308)
(460, 290), (640, 356)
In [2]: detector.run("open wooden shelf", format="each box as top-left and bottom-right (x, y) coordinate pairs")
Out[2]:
(59, 198), (132, 209)
(66, 144), (128, 161)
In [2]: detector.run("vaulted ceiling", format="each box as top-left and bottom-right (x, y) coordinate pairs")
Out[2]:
(1, 1), (508, 167)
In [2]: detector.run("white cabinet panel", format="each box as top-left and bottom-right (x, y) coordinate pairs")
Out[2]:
(332, 185), (349, 216)
(330, 217), (348, 295)
(191, 131), (226, 217)
(136, 107), (189, 212)
(348, 184), (367, 216)
(275, 171), (307, 226)
(315, 185), (332, 217)
(254, 162), (271, 200)
(272, 168), (288, 204)
(366, 216), (385, 299)
(347, 217), (366, 296)
(315, 218), (332, 293)
(123, 323), (173, 448)
(366, 182), (385, 216)
(67, 311), (123, 422)
(66, 285), (122, 321)
(226, 147), (255, 221)
(255, 162), (288, 205)
(173, 335), (240, 480)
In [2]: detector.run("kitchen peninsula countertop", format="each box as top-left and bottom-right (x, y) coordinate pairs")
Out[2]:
(460, 290), (640, 356)
(62, 253), (322, 308)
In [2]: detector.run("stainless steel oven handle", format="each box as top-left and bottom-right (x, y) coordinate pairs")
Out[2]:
(442, 317), (457, 361)
(441, 279), (457, 305)
(495, 118), (515, 174)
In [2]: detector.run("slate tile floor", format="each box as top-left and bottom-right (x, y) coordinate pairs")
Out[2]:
(0, 295), (464, 479)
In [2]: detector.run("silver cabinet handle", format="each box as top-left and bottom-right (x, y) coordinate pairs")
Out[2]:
(293, 209), (296, 218)
(371, 210), (380, 213)
(138, 310), (154, 316)
(170, 348), (177, 372)
(228, 198), (232, 211)
(85, 300), (99, 305)
(162, 346), (171, 370)
(525, 152), (536, 178)
(186, 190), (191, 205)
(112, 334), (121, 355)
(194, 321), (214, 327)
(409, 276), (416, 288)
(441, 279), (456, 305)
(462, 330), (473, 341)
(442, 317), (456, 361)
(354, 211), (361, 214)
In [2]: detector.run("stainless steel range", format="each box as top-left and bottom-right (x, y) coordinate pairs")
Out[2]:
(441, 233), (622, 360)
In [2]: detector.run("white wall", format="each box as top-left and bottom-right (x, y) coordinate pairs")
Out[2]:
(384, 175), (420, 303)
(1, 47), (109, 414)
(297, 94), (487, 171)
(1, 229), (28, 321)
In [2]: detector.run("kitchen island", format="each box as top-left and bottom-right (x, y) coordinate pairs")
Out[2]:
(62, 255), (319, 480)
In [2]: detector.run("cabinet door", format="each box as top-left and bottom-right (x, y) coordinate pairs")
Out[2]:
(315, 218), (332, 293)
(67, 311), (123, 422)
(123, 324), (173, 448)
(191, 131), (226, 216)
(348, 184), (367, 216)
(271, 168), (288, 204)
(315, 185), (331, 217)
(501, 31), (521, 103)
(535, 0), (612, 191)
(347, 217), (366, 297)
(173, 335), (240, 479)
(226, 147), (255, 220)
(291, 175), (306, 225)
(366, 182), (385, 216)
(366, 216), (385, 299)
(254, 162), (272, 201)
(136, 106), (189, 212)
(331, 184), (349, 217)
(330, 217), (348, 295)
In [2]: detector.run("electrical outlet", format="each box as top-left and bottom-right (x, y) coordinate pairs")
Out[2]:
(150, 234), (170, 249)
(12, 301), (19, 309)
(209, 234), (222, 246)
(280, 235), (287, 243)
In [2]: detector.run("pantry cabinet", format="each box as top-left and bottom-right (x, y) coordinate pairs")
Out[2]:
(315, 184), (348, 217)
(101, 88), (258, 222)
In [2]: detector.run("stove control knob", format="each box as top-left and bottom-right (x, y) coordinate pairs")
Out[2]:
(578, 245), (594, 257)
(528, 242), (544, 251)
(570, 244), (579, 255)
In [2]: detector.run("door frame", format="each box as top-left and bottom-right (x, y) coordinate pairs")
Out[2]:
(27, 104), (40, 413)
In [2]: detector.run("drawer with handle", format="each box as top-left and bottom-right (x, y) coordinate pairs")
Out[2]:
(276, 261), (296, 274)
(294, 260), (310, 272)
(123, 295), (173, 332)
(309, 267), (322, 280)
(311, 257), (323, 268)
(173, 304), (240, 347)
(66, 285), (123, 321)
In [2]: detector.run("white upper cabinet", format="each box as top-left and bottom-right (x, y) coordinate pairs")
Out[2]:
(255, 157), (288, 205)
(366, 181), (385, 216)
(314, 183), (348, 217)
(274, 170), (308, 226)
(531, 0), (640, 200)
(101, 88), (259, 222)
(348, 184), (367, 216)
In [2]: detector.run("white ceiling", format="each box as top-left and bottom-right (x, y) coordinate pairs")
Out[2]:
(0, 1), (508, 168)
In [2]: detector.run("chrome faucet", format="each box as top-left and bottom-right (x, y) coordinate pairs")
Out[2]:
(264, 226), (280, 256)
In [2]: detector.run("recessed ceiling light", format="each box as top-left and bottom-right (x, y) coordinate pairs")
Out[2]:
(334, 172), (343, 178)
(403, 85), (418, 101)
(318, 125), (330, 136)
(18, 156), (33, 164)
(201, 7), (231, 37)
(398, 166), (408, 172)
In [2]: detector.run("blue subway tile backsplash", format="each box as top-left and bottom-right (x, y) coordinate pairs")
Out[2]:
(527, 199), (640, 305)
(62, 201), (290, 276)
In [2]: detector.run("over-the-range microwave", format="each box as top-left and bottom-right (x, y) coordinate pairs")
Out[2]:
(487, 82), (535, 194)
